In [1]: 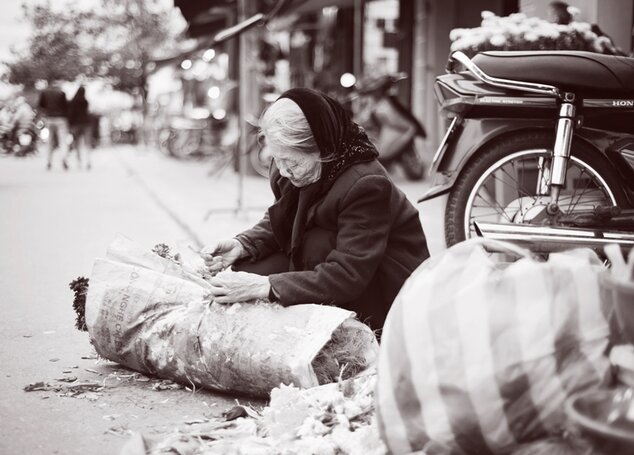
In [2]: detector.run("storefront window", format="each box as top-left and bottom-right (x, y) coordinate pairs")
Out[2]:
(363, 0), (400, 76)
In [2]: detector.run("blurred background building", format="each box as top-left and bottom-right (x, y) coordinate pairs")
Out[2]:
(162, 0), (633, 156)
(1, 0), (632, 164)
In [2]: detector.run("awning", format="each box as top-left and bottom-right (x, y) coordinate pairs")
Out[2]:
(174, 0), (355, 37)
(154, 0), (354, 70)
(285, 0), (354, 15)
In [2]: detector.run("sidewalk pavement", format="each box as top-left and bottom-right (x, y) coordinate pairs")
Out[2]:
(117, 145), (446, 256)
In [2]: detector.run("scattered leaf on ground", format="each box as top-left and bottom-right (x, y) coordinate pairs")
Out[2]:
(105, 424), (132, 437)
(184, 418), (208, 425)
(56, 376), (78, 383)
(49, 358), (60, 362)
(85, 368), (102, 375)
(152, 380), (183, 391)
(223, 406), (250, 421)
(24, 382), (48, 392)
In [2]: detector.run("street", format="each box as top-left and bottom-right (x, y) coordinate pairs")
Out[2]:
(0, 145), (444, 454)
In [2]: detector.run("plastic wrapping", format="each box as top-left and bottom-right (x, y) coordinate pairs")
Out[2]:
(376, 238), (612, 454)
(85, 236), (378, 397)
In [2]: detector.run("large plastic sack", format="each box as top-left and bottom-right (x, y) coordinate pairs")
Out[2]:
(85, 235), (378, 397)
(376, 238), (612, 455)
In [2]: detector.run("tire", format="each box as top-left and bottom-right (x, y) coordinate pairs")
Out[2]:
(400, 144), (425, 181)
(250, 141), (272, 178)
(445, 131), (628, 246)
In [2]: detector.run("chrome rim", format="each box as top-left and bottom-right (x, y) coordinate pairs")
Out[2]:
(464, 149), (618, 239)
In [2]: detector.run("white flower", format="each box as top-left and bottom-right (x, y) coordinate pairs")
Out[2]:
(524, 32), (539, 42)
(535, 24), (560, 39)
(509, 12), (527, 23)
(527, 17), (542, 27)
(567, 6), (581, 18)
(570, 21), (591, 32)
(449, 28), (466, 41)
(450, 39), (468, 52)
(489, 34), (507, 47)
(481, 10), (496, 20)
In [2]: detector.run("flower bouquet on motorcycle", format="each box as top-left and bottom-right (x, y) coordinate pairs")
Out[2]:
(421, 11), (634, 255)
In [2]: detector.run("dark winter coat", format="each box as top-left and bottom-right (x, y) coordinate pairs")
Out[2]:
(38, 87), (67, 118)
(236, 160), (429, 329)
(68, 88), (90, 127)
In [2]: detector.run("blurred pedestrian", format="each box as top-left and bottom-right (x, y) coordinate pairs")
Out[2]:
(38, 80), (69, 170)
(67, 86), (92, 170)
(548, 1), (627, 55)
(547, 1), (573, 25)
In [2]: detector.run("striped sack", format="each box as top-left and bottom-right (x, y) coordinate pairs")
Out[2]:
(376, 238), (612, 455)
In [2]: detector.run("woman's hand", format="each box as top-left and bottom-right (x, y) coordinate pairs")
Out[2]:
(208, 270), (270, 304)
(200, 239), (245, 275)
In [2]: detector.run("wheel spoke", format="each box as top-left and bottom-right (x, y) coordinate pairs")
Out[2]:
(461, 148), (616, 243)
(566, 170), (595, 213)
(567, 167), (588, 211)
(489, 174), (534, 199)
(473, 189), (514, 222)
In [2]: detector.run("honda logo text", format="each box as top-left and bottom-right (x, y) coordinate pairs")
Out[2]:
(612, 100), (634, 107)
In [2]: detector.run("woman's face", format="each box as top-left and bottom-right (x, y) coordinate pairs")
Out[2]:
(269, 145), (322, 187)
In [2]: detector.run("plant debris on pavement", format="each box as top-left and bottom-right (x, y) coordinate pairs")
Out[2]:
(119, 370), (387, 455)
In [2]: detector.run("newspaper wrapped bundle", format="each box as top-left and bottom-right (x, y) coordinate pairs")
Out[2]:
(85, 236), (378, 397)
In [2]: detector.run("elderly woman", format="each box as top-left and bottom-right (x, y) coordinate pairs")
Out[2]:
(203, 88), (429, 330)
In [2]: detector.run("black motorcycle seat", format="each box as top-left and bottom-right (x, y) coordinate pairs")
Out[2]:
(472, 51), (634, 95)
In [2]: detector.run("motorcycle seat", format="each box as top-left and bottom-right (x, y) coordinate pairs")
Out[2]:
(472, 51), (634, 95)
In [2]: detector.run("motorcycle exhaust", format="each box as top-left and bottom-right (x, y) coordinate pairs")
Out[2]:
(473, 221), (634, 253)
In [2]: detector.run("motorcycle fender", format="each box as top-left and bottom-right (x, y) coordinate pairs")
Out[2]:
(419, 118), (554, 203)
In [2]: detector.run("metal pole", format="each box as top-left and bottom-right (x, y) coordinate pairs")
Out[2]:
(237, 0), (249, 214)
(353, 0), (364, 78)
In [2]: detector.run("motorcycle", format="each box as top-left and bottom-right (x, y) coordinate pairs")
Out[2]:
(352, 73), (427, 181)
(0, 120), (40, 157)
(420, 50), (634, 253)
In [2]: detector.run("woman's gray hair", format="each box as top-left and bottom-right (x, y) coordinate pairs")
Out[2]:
(259, 98), (319, 156)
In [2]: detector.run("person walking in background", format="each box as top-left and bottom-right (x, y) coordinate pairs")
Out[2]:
(548, 1), (628, 55)
(38, 80), (69, 170)
(67, 86), (92, 170)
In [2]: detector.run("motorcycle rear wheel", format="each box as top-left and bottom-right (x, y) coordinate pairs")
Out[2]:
(445, 131), (628, 246)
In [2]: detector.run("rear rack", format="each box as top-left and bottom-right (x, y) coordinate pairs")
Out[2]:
(449, 51), (562, 98)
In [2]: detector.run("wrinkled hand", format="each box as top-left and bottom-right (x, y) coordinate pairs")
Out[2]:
(200, 239), (245, 275)
(208, 270), (270, 304)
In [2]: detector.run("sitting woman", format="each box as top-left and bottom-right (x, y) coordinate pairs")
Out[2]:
(203, 88), (430, 330)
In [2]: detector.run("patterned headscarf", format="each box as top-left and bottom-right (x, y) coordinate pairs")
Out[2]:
(278, 88), (378, 182)
(268, 88), (379, 270)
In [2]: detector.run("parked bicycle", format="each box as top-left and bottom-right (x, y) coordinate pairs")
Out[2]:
(159, 112), (270, 177)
